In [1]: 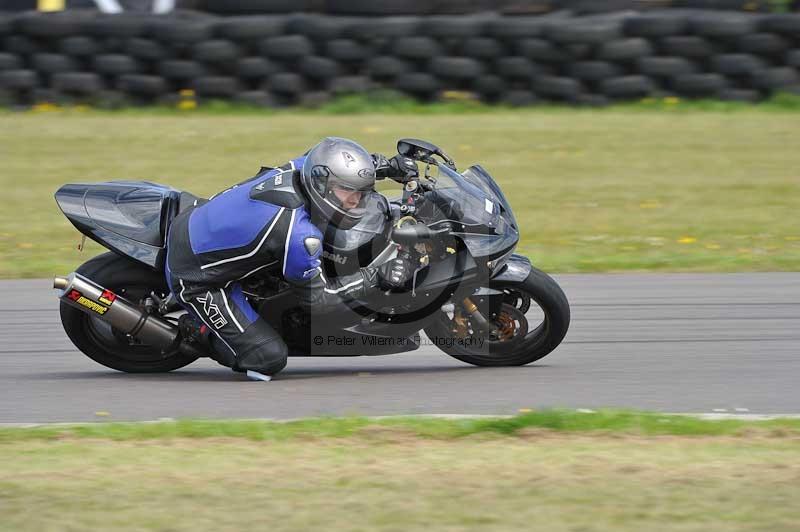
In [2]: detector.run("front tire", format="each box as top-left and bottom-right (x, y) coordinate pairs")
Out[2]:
(59, 252), (197, 373)
(424, 267), (570, 366)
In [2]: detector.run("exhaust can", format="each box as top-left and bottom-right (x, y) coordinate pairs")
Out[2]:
(54, 273), (179, 352)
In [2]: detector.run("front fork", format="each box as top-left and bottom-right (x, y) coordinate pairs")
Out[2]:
(452, 254), (534, 338)
(460, 297), (496, 336)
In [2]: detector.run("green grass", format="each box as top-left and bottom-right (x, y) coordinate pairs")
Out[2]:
(2, 411), (800, 531)
(8, 90), (800, 115)
(2, 410), (800, 442)
(2, 94), (799, 277)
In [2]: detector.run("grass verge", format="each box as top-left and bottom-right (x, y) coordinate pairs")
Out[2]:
(2, 410), (800, 442)
(2, 411), (800, 532)
(7, 90), (800, 115)
(2, 94), (799, 277)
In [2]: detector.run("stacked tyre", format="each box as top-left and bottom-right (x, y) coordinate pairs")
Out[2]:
(2, 9), (800, 107)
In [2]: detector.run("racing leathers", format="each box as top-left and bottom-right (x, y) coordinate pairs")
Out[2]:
(165, 155), (396, 376)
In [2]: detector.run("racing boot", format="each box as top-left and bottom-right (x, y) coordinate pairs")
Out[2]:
(178, 314), (236, 368)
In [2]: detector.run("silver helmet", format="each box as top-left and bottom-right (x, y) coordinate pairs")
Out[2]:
(300, 137), (376, 230)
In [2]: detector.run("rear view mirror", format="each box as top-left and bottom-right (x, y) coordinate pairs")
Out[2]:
(397, 138), (438, 161)
(397, 138), (457, 170)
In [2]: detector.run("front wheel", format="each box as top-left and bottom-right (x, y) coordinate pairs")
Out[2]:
(59, 252), (198, 373)
(423, 267), (570, 366)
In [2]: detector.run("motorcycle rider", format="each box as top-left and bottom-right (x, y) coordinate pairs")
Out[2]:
(165, 137), (417, 381)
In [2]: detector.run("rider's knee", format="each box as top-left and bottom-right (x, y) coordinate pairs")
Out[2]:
(236, 336), (288, 375)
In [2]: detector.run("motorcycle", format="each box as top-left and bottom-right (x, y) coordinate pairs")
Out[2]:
(53, 139), (570, 373)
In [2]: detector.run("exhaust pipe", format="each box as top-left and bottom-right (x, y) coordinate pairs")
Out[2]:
(54, 272), (179, 353)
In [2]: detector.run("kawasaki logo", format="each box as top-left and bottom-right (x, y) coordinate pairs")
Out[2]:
(322, 250), (348, 265)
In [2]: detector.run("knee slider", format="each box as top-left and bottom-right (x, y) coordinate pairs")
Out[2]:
(237, 336), (288, 375)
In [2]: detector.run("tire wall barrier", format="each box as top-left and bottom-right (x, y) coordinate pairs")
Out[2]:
(194, 1), (800, 16)
(2, 9), (800, 107)
(3, 1), (800, 14)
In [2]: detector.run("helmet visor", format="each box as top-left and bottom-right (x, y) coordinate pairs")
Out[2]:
(324, 183), (370, 220)
(305, 162), (376, 229)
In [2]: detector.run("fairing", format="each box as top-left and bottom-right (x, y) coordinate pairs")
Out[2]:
(491, 253), (532, 283)
(54, 181), (181, 270)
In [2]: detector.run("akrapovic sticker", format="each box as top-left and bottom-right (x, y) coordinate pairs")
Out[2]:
(67, 289), (109, 315)
(98, 289), (117, 306)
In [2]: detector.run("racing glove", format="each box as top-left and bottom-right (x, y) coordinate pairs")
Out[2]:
(373, 153), (418, 180)
(367, 257), (414, 291)
(372, 153), (391, 175)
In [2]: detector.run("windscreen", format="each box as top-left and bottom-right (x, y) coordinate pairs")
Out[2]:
(425, 165), (519, 260)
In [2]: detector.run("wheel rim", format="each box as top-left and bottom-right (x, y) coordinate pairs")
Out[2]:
(500, 287), (547, 345)
(434, 283), (551, 360)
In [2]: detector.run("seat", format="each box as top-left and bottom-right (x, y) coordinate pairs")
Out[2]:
(81, 181), (208, 248)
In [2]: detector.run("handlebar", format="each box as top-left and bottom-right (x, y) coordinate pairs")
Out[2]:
(387, 222), (451, 298)
(390, 222), (451, 247)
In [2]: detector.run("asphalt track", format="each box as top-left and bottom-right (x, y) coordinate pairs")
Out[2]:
(1, 273), (798, 423)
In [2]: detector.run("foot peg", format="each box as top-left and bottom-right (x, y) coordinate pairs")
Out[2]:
(179, 314), (209, 345)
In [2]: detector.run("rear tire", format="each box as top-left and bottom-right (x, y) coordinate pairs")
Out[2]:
(424, 267), (570, 367)
(59, 252), (197, 373)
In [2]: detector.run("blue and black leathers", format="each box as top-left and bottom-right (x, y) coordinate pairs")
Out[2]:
(165, 156), (376, 375)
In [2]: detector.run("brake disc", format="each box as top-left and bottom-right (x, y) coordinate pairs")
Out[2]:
(491, 302), (528, 343)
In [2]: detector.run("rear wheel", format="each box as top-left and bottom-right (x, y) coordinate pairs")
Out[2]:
(59, 252), (197, 373)
(424, 267), (570, 366)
